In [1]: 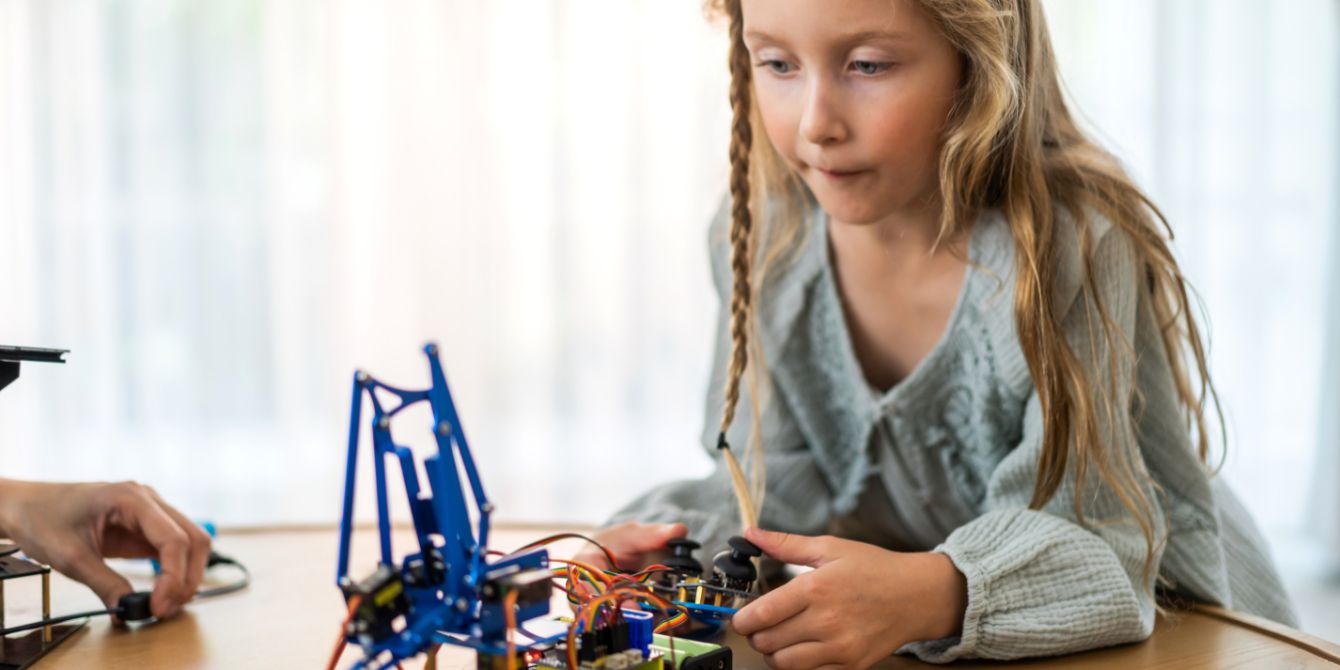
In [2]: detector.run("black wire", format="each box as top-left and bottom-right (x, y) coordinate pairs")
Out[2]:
(194, 551), (250, 600)
(0, 609), (117, 636)
(0, 549), (251, 638)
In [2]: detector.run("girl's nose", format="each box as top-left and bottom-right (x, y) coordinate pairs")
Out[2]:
(799, 78), (849, 146)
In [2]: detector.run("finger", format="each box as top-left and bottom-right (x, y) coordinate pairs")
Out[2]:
(600, 523), (687, 569)
(764, 641), (833, 670)
(744, 527), (831, 568)
(746, 608), (820, 655)
(620, 523), (687, 568)
(109, 486), (191, 618)
(731, 580), (809, 636)
(622, 522), (687, 552)
(144, 487), (211, 603)
(60, 553), (134, 616)
(659, 522), (688, 542)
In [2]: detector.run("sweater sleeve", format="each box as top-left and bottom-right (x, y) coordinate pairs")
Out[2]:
(605, 197), (834, 562)
(902, 222), (1165, 662)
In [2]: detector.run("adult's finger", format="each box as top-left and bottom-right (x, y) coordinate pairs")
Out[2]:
(143, 487), (211, 604)
(731, 579), (809, 636)
(60, 552), (134, 615)
(112, 485), (191, 618)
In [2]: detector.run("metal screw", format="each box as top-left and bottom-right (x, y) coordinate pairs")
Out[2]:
(437, 421), (451, 436)
(356, 371), (369, 383)
(456, 598), (469, 612)
(377, 417), (390, 430)
(481, 502), (495, 514)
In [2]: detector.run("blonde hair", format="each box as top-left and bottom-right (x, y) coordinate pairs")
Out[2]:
(705, 0), (1223, 583)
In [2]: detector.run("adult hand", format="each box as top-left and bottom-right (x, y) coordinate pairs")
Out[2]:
(0, 478), (212, 620)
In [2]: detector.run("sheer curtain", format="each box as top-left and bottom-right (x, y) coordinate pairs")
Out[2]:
(0, 0), (731, 525)
(1042, 0), (1340, 546)
(1, 1), (1337, 543)
(1316, 119), (1340, 569)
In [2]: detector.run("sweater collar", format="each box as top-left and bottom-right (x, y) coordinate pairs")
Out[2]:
(755, 203), (1007, 514)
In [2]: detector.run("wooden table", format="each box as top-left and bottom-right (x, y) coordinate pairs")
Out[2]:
(7, 526), (1338, 669)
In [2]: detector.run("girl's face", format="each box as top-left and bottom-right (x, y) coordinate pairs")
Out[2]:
(742, 0), (962, 227)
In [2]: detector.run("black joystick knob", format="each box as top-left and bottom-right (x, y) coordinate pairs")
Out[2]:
(664, 538), (704, 576)
(714, 536), (761, 587)
(730, 536), (762, 559)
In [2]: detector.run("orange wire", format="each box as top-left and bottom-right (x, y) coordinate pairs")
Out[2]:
(326, 595), (363, 670)
(549, 557), (614, 585)
(567, 587), (684, 670)
(504, 590), (520, 670)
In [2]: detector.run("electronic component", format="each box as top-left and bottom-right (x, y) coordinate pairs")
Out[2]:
(482, 565), (552, 607)
(622, 609), (654, 658)
(650, 634), (731, 670)
(116, 592), (154, 622)
(710, 537), (760, 606)
(340, 564), (411, 647)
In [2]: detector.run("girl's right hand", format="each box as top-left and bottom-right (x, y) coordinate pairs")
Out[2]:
(574, 521), (688, 572)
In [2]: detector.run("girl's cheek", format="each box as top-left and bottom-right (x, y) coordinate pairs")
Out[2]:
(757, 105), (800, 156)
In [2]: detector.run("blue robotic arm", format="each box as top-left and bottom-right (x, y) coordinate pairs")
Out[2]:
(335, 344), (550, 669)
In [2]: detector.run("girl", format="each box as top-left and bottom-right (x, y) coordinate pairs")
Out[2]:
(581, 0), (1297, 666)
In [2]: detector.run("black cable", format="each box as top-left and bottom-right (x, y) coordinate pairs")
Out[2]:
(0, 609), (118, 636)
(0, 549), (250, 638)
(195, 550), (250, 600)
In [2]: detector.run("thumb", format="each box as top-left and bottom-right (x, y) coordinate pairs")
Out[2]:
(744, 527), (831, 567)
(63, 555), (134, 614)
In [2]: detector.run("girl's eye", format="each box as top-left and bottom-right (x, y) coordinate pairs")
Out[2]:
(851, 61), (891, 76)
(758, 60), (795, 75)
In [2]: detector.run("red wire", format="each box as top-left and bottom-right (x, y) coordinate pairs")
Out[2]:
(326, 595), (362, 670)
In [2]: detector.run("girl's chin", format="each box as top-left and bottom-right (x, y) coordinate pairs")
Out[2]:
(810, 194), (889, 226)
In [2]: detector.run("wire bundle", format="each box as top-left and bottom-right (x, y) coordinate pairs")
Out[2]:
(506, 534), (692, 670)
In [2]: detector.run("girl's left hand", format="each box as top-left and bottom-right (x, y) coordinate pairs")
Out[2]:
(731, 527), (967, 670)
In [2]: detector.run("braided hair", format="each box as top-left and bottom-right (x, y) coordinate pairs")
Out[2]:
(715, 0), (760, 531)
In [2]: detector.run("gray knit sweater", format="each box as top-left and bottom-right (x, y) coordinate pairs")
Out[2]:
(607, 196), (1297, 662)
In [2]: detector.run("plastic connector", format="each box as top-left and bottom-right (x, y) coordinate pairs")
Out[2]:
(117, 591), (154, 622)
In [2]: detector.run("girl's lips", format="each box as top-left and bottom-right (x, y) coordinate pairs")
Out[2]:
(817, 167), (867, 179)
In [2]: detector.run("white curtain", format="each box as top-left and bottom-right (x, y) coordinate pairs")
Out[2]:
(1315, 106), (1340, 568)
(2, 1), (1337, 544)
(1043, 0), (1340, 546)
(0, 0), (731, 526)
